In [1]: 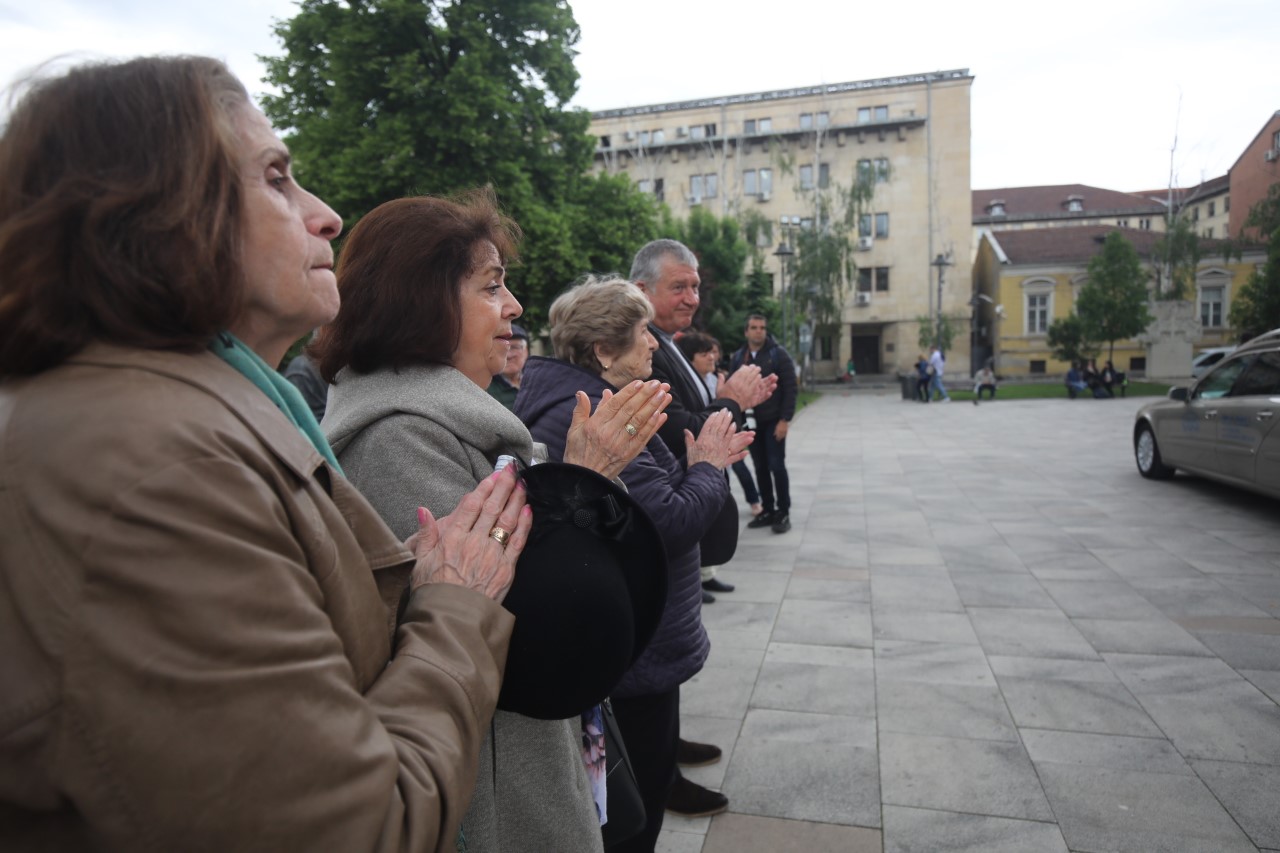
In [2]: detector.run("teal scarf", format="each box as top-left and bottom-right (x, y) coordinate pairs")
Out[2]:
(209, 333), (343, 475)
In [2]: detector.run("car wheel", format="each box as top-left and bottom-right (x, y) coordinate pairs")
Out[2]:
(1135, 423), (1174, 480)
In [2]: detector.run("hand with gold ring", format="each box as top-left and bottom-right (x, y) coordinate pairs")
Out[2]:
(405, 465), (531, 603)
(563, 379), (672, 479)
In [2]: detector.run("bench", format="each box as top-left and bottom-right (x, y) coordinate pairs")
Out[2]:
(1067, 371), (1127, 399)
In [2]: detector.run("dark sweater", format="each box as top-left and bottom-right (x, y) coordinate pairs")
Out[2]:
(730, 334), (797, 423)
(515, 356), (722, 697)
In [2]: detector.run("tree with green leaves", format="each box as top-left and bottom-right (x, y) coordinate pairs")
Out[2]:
(1227, 185), (1280, 339)
(1046, 314), (1098, 366)
(1077, 231), (1154, 363)
(916, 314), (956, 354)
(659, 207), (753, 352)
(260, 0), (653, 331)
(1152, 214), (1202, 300)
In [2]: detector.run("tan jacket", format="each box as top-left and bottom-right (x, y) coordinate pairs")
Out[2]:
(0, 345), (513, 852)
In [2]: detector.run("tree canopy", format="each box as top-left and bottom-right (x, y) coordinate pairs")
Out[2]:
(260, 0), (656, 331)
(1227, 185), (1280, 339)
(1077, 231), (1154, 362)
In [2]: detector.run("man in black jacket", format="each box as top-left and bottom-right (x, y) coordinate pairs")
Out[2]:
(731, 314), (797, 533)
(630, 238), (775, 821)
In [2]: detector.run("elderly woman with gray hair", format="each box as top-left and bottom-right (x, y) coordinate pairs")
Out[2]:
(514, 276), (752, 851)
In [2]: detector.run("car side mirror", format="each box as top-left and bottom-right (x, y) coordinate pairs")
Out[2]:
(1168, 387), (1189, 402)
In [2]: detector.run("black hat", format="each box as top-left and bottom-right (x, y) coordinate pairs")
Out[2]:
(510, 323), (529, 341)
(497, 462), (667, 720)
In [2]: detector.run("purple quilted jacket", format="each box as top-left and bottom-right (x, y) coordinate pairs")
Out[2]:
(514, 356), (725, 696)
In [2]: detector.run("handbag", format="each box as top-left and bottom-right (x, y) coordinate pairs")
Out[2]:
(600, 698), (646, 848)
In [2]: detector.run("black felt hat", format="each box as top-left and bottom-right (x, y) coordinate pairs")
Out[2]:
(497, 462), (667, 720)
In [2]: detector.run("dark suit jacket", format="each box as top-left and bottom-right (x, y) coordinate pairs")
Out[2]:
(648, 323), (743, 459)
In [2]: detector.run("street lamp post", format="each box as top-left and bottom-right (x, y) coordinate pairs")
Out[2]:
(930, 253), (952, 351)
(774, 239), (795, 353)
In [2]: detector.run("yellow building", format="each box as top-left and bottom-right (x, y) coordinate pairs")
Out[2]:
(973, 226), (1266, 377)
(588, 70), (974, 377)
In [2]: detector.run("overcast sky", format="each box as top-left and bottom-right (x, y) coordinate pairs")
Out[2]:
(1, 0), (1272, 192)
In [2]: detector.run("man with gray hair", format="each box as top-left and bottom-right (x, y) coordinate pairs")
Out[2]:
(630, 238), (775, 821)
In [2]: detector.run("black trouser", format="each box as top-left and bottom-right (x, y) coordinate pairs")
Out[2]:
(976, 383), (996, 400)
(609, 688), (680, 853)
(750, 419), (790, 515)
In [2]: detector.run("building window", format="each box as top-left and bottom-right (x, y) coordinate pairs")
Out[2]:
(639, 130), (650, 146)
(799, 113), (812, 130)
(1130, 356), (1146, 372)
(744, 169), (757, 196)
(704, 174), (718, 198)
(1273, 129), (1280, 150)
(817, 111), (829, 129)
(1029, 360), (1046, 374)
(1117, 219), (1129, 227)
(690, 174), (704, 201)
(874, 105), (888, 121)
(759, 117), (772, 132)
(744, 119), (756, 134)
(857, 268), (872, 292)
(858, 214), (871, 237)
(875, 157), (889, 182)
(857, 107), (871, 124)
(1208, 201), (1216, 217)
(818, 335), (833, 360)
(987, 201), (1006, 216)
(819, 163), (830, 189)
(800, 217), (814, 230)
(1225, 196), (1230, 212)
(654, 178), (664, 202)
(638, 179), (652, 194)
(1205, 227), (1214, 239)
(690, 125), (705, 140)
(1192, 206), (1199, 222)
(1201, 287), (1224, 327)
(799, 164), (814, 190)
(759, 168), (773, 196)
(875, 267), (890, 292)
(1026, 293), (1049, 334)
(1065, 196), (1084, 212)
(874, 212), (889, 238)
(857, 159), (873, 183)
(600, 135), (611, 148)
(1140, 218), (1152, 229)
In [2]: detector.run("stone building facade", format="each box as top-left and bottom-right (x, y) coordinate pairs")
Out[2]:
(587, 70), (974, 378)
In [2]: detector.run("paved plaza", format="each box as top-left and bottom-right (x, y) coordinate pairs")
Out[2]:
(663, 389), (1280, 853)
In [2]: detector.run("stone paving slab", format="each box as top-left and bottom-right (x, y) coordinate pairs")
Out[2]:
(659, 391), (1280, 852)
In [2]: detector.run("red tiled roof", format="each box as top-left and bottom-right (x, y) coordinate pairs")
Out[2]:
(972, 184), (1165, 220)
(986, 226), (1164, 265)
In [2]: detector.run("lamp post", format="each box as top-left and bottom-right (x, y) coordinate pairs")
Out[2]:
(774, 239), (795, 353)
(930, 253), (952, 351)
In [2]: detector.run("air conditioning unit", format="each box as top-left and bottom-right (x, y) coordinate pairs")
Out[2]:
(676, 126), (689, 138)
(687, 195), (702, 206)
(624, 131), (636, 142)
(758, 190), (771, 202)
(855, 292), (871, 306)
(1266, 149), (1279, 162)
(857, 236), (874, 251)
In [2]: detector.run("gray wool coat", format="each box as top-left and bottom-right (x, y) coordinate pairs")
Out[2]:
(323, 363), (602, 853)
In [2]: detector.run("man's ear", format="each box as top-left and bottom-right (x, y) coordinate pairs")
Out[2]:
(634, 280), (650, 296)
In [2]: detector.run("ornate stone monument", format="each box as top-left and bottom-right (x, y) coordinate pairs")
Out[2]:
(1137, 300), (1200, 380)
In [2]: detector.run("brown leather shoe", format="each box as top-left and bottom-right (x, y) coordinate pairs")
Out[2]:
(676, 738), (722, 767)
(665, 775), (729, 817)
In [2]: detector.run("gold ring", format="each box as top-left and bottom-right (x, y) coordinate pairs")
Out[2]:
(624, 423), (638, 437)
(488, 527), (510, 547)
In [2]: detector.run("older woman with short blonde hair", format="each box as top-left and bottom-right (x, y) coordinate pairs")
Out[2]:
(515, 275), (752, 852)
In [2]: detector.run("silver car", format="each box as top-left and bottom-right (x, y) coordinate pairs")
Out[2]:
(1134, 329), (1280, 499)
